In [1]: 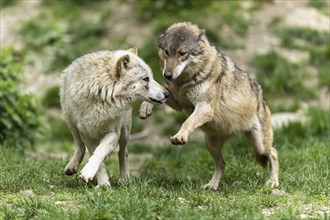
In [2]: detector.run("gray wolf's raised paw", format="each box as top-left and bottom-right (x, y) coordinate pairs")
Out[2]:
(170, 133), (188, 145)
(139, 101), (154, 119)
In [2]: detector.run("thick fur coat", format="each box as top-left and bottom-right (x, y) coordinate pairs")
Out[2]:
(61, 48), (169, 186)
(139, 22), (279, 190)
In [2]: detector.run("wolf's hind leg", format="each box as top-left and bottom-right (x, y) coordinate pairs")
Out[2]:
(250, 120), (279, 187)
(95, 163), (110, 187)
(203, 135), (227, 191)
(64, 122), (86, 175)
(118, 115), (131, 184)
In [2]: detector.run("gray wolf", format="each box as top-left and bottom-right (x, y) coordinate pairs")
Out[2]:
(139, 22), (279, 190)
(60, 48), (169, 187)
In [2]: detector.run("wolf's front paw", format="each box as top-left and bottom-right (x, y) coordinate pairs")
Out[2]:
(170, 133), (188, 145)
(139, 101), (154, 119)
(202, 182), (219, 191)
(79, 163), (99, 183)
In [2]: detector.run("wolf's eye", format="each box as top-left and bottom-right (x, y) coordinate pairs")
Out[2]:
(164, 49), (169, 56)
(178, 51), (187, 56)
(143, 77), (149, 83)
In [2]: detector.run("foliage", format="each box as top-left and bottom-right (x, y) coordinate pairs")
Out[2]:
(134, 0), (209, 22)
(138, 41), (164, 84)
(0, 0), (18, 7)
(251, 51), (314, 104)
(0, 48), (40, 149)
(41, 0), (105, 6)
(135, 0), (251, 37)
(317, 65), (330, 88)
(136, 0), (251, 76)
(308, 0), (329, 14)
(270, 23), (330, 88)
(42, 86), (61, 109)
(275, 27), (329, 49)
(42, 114), (73, 144)
(20, 3), (111, 73)
(310, 45), (330, 87)
(162, 111), (186, 136)
(274, 108), (330, 147)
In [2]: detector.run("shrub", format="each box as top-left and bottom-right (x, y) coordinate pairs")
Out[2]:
(275, 27), (329, 49)
(135, 0), (251, 37)
(134, 0), (209, 21)
(41, 86), (61, 109)
(308, 0), (329, 14)
(19, 4), (111, 73)
(0, 48), (40, 149)
(251, 51), (315, 100)
(0, 0), (18, 7)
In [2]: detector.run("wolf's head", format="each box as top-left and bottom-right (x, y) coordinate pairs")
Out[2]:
(114, 48), (169, 104)
(157, 22), (209, 81)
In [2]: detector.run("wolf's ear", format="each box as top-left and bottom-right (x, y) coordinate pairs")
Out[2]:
(116, 54), (130, 78)
(158, 33), (166, 48)
(197, 29), (205, 41)
(127, 47), (138, 55)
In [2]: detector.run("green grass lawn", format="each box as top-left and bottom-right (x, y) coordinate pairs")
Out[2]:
(0, 108), (329, 219)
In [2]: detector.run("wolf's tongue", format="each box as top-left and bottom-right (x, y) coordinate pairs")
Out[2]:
(161, 99), (167, 104)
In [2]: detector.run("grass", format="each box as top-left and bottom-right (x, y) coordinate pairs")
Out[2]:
(0, 108), (329, 219)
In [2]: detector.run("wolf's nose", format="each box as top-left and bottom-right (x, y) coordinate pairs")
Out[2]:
(164, 72), (173, 80)
(164, 91), (170, 99)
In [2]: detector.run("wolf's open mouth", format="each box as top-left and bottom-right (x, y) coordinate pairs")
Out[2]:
(149, 97), (166, 104)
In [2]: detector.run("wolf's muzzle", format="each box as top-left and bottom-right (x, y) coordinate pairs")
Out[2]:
(149, 90), (170, 104)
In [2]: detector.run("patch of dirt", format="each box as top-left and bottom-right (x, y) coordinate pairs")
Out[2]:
(297, 204), (330, 219)
(103, 1), (153, 48)
(271, 189), (289, 196)
(262, 205), (279, 217)
(262, 204), (330, 218)
(55, 200), (78, 208)
(284, 7), (330, 31)
(227, 0), (323, 71)
(19, 189), (34, 197)
(0, 0), (40, 49)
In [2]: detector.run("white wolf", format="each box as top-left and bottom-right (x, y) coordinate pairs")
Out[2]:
(60, 48), (169, 187)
